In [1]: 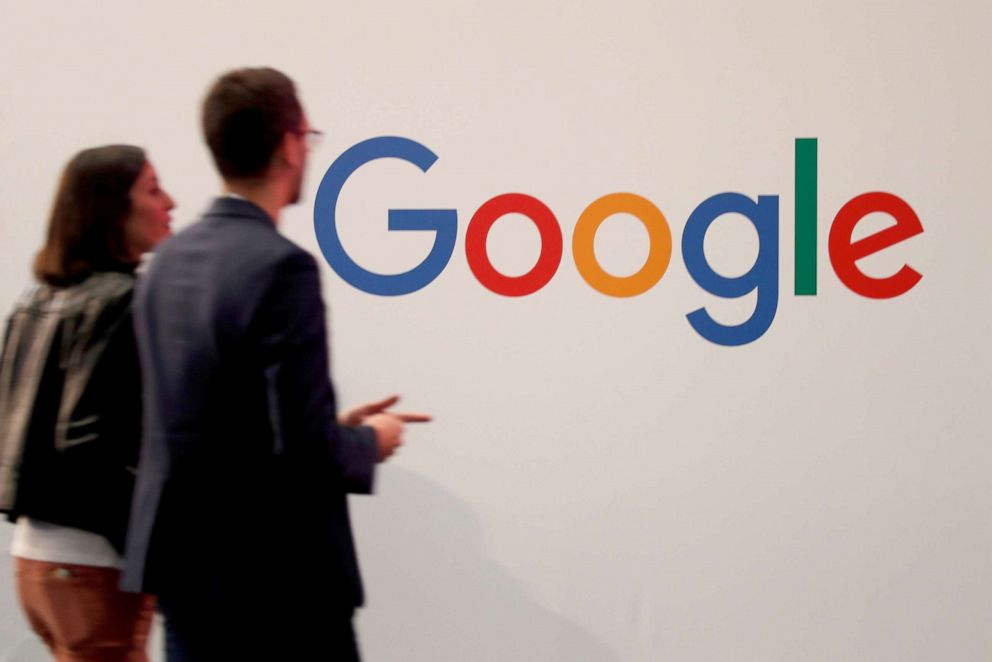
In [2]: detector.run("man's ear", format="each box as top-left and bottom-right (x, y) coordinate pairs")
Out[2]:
(279, 131), (303, 170)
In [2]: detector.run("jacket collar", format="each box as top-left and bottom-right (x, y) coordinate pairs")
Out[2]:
(202, 196), (277, 227)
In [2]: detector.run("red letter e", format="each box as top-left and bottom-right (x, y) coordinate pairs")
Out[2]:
(829, 192), (923, 299)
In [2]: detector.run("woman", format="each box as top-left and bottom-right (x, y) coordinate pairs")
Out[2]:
(0, 145), (174, 661)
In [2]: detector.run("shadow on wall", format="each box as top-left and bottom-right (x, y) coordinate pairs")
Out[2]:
(354, 468), (619, 662)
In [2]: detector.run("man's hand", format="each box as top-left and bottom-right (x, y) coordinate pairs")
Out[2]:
(338, 395), (432, 462)
(364, 413), (404, 461)
(338, 394), (432, 427)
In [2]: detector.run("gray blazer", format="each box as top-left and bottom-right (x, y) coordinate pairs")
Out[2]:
(121, 197), (377, 607)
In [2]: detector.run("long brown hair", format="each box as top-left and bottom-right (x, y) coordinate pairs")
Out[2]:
(33, 145), (146, 287)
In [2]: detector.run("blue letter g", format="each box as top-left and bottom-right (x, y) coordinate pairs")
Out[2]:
(313, 136), (457, 296)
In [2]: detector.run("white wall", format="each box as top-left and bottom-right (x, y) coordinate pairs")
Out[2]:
(1, 2), (989, 660)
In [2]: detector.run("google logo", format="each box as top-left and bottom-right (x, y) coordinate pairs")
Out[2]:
(314, 137), (923, 346)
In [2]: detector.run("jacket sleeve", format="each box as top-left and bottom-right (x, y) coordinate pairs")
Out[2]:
(251, 250), (377, 494)
(57, 288), (140, 459)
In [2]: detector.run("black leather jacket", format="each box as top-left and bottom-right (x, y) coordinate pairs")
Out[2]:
(0, 272), (141, 553)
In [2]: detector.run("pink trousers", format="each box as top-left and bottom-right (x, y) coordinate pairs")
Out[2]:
(15, 557), (156, 662)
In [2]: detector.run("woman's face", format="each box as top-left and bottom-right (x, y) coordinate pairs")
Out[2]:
(124, 161), (175, 260)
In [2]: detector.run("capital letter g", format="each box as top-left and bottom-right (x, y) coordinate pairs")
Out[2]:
(313, 136), (457, 295)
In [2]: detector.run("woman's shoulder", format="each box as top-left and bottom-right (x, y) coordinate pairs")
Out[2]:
(74, 271), (136, 300)
(13, 272), (136, 318)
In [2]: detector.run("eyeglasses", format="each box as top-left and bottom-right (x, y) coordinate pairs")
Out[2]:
(296, 128), (323, 150)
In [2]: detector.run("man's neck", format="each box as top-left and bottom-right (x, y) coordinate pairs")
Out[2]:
(223, 181), (285, 225)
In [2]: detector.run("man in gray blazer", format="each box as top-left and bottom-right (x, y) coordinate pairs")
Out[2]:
(122, 67), (427, 661)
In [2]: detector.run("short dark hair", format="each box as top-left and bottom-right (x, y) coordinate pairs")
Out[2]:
(34, 145), (146, 287)
(202, 67), (303, 180)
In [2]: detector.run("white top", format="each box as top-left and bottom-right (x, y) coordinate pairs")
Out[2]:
(11, 517), (122, 568)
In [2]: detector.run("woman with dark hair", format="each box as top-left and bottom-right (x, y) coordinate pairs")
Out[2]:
(0, 145), (174, 661)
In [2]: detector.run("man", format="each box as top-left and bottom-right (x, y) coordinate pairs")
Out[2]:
(122, 67), (427, 661)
